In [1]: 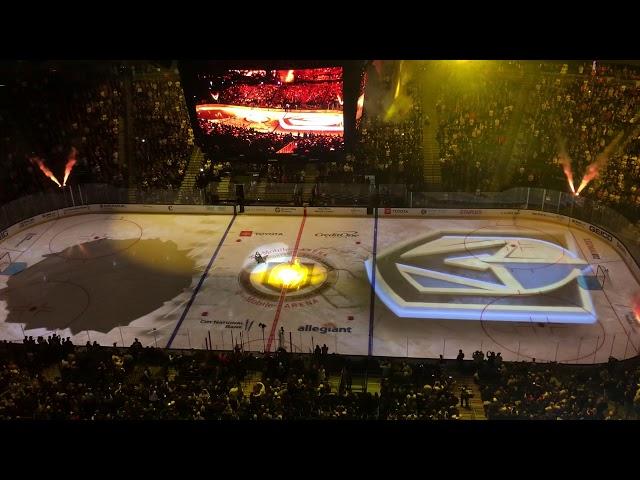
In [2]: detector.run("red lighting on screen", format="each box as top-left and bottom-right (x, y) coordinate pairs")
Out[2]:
(196, 104), (343, 135)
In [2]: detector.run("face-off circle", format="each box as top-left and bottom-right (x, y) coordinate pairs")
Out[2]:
(49, 219), (143, 260)
(479, 292), (607, 363)
(239, 251), (337, 301)
(0, 280), (90, 332)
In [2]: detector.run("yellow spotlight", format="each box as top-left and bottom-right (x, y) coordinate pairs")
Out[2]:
(269, 260), (308, 289)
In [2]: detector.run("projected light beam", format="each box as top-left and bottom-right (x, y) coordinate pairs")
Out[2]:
(575, 131), (625, 195)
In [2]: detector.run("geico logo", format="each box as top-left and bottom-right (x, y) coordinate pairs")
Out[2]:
(315, 231), (358, 238)
(391, 209), (408, 214)
(589, 225), (613, 242)
(460, 209), (482, 215)
(254, 232), (283, 236)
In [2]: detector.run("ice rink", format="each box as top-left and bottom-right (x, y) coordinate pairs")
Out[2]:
(1, 211), (639, 363)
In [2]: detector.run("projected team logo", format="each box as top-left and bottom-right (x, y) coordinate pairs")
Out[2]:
(239, 252), (337, 301)
(366, 230), (597, 323)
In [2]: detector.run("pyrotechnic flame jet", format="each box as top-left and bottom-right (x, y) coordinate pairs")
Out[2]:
(576, 131), (625, 194)
(31, 156), (61, 187)
(62, 146), (78, 186)
(556, 136), (576, 194)
(632, 292), (640, 323)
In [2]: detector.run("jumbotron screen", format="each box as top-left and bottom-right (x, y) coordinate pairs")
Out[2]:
(194, 67), (344, 156)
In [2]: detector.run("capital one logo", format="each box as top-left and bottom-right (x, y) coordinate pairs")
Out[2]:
(365, 229), (596, 323)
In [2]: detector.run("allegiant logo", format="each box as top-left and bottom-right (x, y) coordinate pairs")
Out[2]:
(298, 325), (352, 334)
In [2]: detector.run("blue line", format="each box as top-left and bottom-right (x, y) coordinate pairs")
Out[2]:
(166, 213), (237, 348)
(367, 208), (378, 356)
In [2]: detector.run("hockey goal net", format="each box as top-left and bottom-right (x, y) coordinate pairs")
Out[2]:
(596, 264), (608, 289)
(0, 252), (11, 273)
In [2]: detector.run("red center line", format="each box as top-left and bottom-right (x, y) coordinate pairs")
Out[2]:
(265, 210), (307, 352)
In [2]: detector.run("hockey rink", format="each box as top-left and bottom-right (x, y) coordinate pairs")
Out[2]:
(1, 211), (639, 363)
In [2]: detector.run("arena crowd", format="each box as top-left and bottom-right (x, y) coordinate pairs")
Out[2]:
(1, 336), (639, 420)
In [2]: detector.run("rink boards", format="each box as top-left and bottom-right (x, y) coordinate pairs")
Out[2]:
(0, 205), (639, 363)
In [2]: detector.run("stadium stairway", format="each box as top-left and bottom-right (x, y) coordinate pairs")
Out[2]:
(363, 376), (381, 395)
(240, 371), (264, 394)
(417, 68), (442, 188)
(127, 188), (138, 204)
(452, 374), (487, 420)
(422, 128), (441, 188)
(215, 177), (233, 202)
(253, 179), (268, 201)
(493, 67), (534, 190)
(301, 163), (319, 203)
(177, 147), (204, 203)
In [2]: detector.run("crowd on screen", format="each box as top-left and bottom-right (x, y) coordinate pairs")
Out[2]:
(212, 82), (342, 111)
(196, 121), (343, 179)
(2, 336), (639, 420)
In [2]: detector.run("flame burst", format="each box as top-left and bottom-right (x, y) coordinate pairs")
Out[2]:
(557, 137), (576, 194)
(31, 157), (61, 187)
(62, 147), (78, 186)
(284, 70), (294, 83)
(632, 292), (640, 323)
(575, 132), (625, 195)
